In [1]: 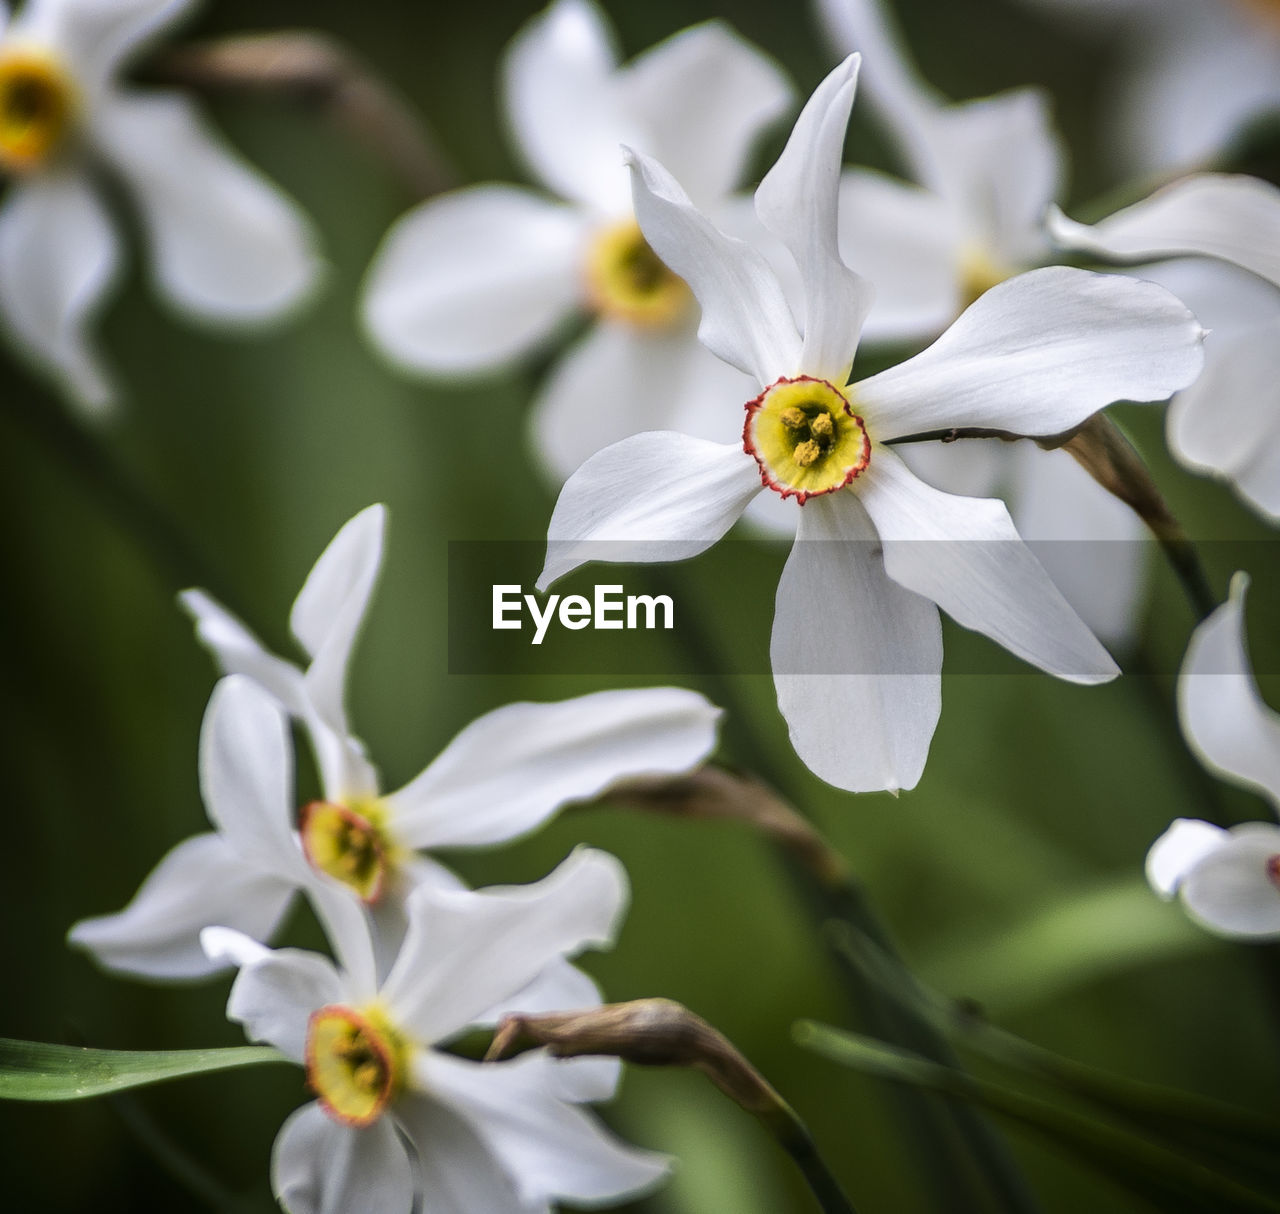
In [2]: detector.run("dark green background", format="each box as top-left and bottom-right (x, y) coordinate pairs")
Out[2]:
(2, 0), (1279, 1210)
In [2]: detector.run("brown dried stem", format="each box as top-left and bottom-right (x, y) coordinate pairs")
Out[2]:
(144, 31), (457, 200)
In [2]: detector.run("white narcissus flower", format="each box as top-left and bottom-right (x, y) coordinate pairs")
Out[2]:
(202, 847), (670, 1214)
(813, 0), (1149, 647)
(540, 57), (1205, 795)
(1012, 0), (1280, 174)
(0, 0), (321, 410)
(73, 505), (720, 978)
(360, 0), (793, 482)
(1050, 175), (1280, 522)
(1146, 574), (1280, 939)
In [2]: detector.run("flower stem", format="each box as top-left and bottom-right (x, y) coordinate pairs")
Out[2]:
(645, 566), (1043, 1214)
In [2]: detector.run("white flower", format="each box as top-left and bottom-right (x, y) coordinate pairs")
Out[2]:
(360, 0), (793, 481)
(814, 0), (1149, 646)
(1011, 0), (1280, 174)
(71, 505), (721, 978)
(202, 847), (670, 1214)
(0, 0), (321, 410)
(539, 57), (1205, 795)
(1146, 575), (1280, 939)
(1050, 175), (1280, 522)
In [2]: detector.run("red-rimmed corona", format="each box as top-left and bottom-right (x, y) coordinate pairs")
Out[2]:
(304, 1003), (408, 1128)
(743, 375), (870, 503)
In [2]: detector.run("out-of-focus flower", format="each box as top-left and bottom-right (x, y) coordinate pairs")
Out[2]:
(539, 57), (1204, 795)
(203, 847), (669, 1214)
(0, 0), (321, 409)
(814, 0), (1148, 646)
(1146, 575), (1280, 938)
(1013, 0), (1280, 173)
(179, 505), (722, 958)
(360, 0), (792, 481)
(1050, 175), (1280, 522)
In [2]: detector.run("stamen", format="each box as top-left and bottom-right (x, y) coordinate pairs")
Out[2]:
(743, 376), (871, 503)
(0, 48), (76, 174)
(584, 219), (689, 327)
(299, 800), (396, 903)
(306, 1005), (408, 1128)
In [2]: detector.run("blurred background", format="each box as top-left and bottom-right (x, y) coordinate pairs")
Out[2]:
(2, 0), (1279, 1210)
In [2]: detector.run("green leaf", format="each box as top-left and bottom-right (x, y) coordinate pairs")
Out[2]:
(0, 1038), (288, 1102)
(796, 1022), (1280, 1214)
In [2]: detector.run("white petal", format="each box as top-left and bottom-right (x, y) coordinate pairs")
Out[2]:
(291, 505), (384, 740)
(419, 1051), (670, 1206)
(1049, 175), (1280, 290)
(1008, 443), (1148, 649)
(1168, 321), (1280, 522)
(772, 491), (942, 793)
(180, 589), (308, 715)
(393, 1094), (539, 1214)
(68, 833), (295, 981)
(857, 266), (1205, 440)
(916, 91), (1063, 267)
(539, 433), (760, 589)
(1139, 257), (1280, 342)
(627, 149), (800, 383)
(475, 959), (605, 1030)
(387, 688), (720, 849)
(616, 21), (793, 206)
(837, 169), (961, 343)
(815, 0), (1062, 262)
(501, 0), (633, 213)
(856, 446), (1118, 683)
(380, 848), (627, 1045)
(0, 172), (119, 411)
(93, 89), (321, 322)
(1145, 818), (1229, 899)
(272, 1103), (414, 1214)
(755, 57), (872, 383)
(304, 880), (381, 1005)
(203, 931), (346, 1063)
(1178, 574), (1280, 807)
(1179, 824), (1280, 939)
(15, 0), (192, 88)
(362, 185), (585, 375)
(199, 677), (306, 876)
(529, 320), (755, 483)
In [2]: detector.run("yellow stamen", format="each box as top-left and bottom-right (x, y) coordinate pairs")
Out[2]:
(584, 219), (689, 327)
(306, 1004), (410, 1128)
(0, 47), (76, 174)
(958, 245), (1014, 309)
(743, 376), (871, 503)
(299, 798), (400, 903)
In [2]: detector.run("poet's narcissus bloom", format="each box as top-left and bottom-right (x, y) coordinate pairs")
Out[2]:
(1147, 576), (1280, 939)
(539, 56), (1205, 795)
(1050, 175), (1280, 523)
(176, 505), (720, 964)
(202, 848), (670, 1214)
(0, 0), (321, 409)
(360, 0), (792, 482)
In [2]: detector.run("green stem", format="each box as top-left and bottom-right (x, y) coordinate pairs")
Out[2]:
(647, 566), (1042, 1214)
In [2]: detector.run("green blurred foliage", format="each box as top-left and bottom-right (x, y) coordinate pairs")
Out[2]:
(1, 0), (1278, 1211)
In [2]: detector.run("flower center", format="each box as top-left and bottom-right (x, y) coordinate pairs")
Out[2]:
(299, 799), (397, 903)
(584, 219), (689, 327)
(958, 245), (1013, 309)
(1267, 855), (1280, 889)
(305, 1004), (408, 1127)
(743, 376), (870, 503)
(0, 48), (76, 174)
